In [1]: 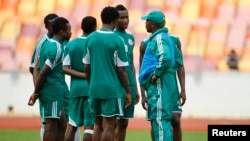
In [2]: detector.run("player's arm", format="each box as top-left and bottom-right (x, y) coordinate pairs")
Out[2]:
(139, 41), (148, 110)
(28, 64), (51, 106)
(131, 53), (140, 105)
(117, 66), (131, 108)
(84, 64), (90, 83)
(176, 39), (186, 106)
(63, 65), (86, 78)
(32, 59), (40, 86)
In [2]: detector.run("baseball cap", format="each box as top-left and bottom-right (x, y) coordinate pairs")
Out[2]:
(141, 10), (165, 25)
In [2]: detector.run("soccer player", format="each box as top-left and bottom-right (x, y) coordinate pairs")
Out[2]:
(82, 6), (132, 141)
(28, 17), (72, 141)
(139, 10), (183, 141)
(114, 4), (140, 141)
(29, 13), (58, 141)
(63, 16), (97, 141)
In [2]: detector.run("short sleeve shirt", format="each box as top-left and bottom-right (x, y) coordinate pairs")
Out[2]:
(63, 36), (89, 98)
(114, 29), (136, 86)
(83, 28), (128, 99)
(39, 38), (64, 101)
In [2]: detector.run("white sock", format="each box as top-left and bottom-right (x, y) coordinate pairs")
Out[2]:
(40, 124), (45, 141)
(74, 127), (81, 141)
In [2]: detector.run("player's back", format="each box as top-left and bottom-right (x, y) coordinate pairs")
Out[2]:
(85, 29), (128, 99)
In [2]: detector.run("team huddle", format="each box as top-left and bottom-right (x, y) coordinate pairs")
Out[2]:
(27, 4), (186, 141)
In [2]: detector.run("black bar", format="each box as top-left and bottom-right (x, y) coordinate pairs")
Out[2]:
(208, 124), (250, 141)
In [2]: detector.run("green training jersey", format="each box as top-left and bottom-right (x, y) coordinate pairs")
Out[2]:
(30, 34), (51, 68)
(83, 28), (128, 99)
(63, 36), (89, 98)
(39, 38), (64, 101)
(114, 29), (136, 86)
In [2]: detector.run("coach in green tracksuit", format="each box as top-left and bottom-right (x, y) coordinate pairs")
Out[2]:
(139, 11), (183, 141)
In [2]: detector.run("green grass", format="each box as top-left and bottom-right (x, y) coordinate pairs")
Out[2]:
(0, 129), (207, 141)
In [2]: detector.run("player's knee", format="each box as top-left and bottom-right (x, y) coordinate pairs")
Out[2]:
(118, 119), (129, 129)
(171, 116), (181, 128)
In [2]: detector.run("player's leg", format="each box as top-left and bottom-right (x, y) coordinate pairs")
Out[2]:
(63, 89), (81, 141)
(44, 118), (58, 141)
(55, 109), (67, 141)
(83, 126), (94, 141)
(83, 96), (95, 141)
(65, 125), (78, 141)
(102, 116), (116, 141)
(115, 118), (129, 141)
(92, 116), (103, 141)
(65, 97), (85, 141)
(115, 85), (136, 141)
(172, 93), (183, 141)
(39, 99), (46, 141)
(42, 101), (65, 141)
(172, 112), (182, 141)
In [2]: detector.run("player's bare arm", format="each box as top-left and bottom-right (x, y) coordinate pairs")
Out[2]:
(28, 65), (51, 106)
(139, 42), (148, 110)
(117, 66), (132, 108)
(63, 65), (86, 78)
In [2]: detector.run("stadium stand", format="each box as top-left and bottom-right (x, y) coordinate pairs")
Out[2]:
(0, 0), (249, 72)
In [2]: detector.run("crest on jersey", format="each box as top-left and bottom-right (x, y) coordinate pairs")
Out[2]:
(128, 39), (134, 46)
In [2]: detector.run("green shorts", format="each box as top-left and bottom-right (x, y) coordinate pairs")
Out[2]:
(89, 98), (124, 117)
(68, 96), (95, 127)
(151, 119), (173, 141)
(40, 100), (64, 119)
(39, 90), (69, 123)
(119, 85), (136, 119)
(38, 99), (46, 124)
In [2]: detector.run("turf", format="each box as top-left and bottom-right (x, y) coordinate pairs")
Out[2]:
(0, 129), (207, 141)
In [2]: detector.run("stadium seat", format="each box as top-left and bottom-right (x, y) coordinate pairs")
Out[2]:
(111, 0), (128, 7)
(20, 22), (39, 38)
(0, 0), (18, 18)
(238, 0), (250, 5)
(200, 0), (218, 20)
(55, 0), (75, 18)
(217, 3), (236, 22)
(17, 0), (36, 18)
(235, 4), (250, 23)
(72, 0), (91, 24)
(185, 18), (210, 57)
(225, 19), (247, 56)
(204, 19), (229, 63)
(145, 0), (163, 12)
(238, 57), (250, 72)
(0, 47), (14, 71)
(217, 59), (230, 71)
(171, 18), (192, 54)
(16, 36), (36, 56)
(163, 0), (182, 17)
(0, 20), (20, 45)
(36, 0), (56, 18)
(180, 1), (200, 23)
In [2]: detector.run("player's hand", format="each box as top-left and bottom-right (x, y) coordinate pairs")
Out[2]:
(151, 75), (158, 84)
(124, 93), (132, 108)
(179, 91), (186, 106)
(134, 91), (140, 105)
(141, 95), (148, 110)
(28, 93), (39, 106)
